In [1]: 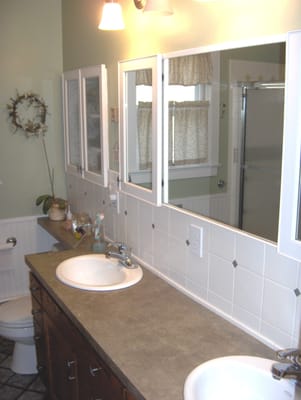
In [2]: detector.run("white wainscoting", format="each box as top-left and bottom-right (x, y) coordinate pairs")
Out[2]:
(0, 216), (56, 301)
(171, 192), (230, 224)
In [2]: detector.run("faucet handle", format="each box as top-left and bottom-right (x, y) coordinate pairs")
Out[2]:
(106, 242), (130, 254)
(276, 348), (301, 366)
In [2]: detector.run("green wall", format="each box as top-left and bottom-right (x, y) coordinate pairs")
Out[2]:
(1, 0), (300, 218)
(61, 0), (301, 174)
(0, 0), (65, 219)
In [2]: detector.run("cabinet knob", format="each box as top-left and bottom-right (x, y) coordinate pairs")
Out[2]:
(32, 309), (41, 315)
(89, 365), (102, 377)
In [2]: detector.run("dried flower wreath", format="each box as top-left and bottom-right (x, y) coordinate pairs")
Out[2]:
(7, 91), (47, 136)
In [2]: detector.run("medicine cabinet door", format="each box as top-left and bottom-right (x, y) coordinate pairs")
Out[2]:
(119, 55), (162, 205)
(63, 65), (109, 187)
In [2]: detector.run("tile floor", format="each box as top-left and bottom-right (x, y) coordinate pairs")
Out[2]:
(0, 336), (47, 400)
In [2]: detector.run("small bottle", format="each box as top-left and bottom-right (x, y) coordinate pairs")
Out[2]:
(92, 213), (106, 253)
(63, 205), (73, 231)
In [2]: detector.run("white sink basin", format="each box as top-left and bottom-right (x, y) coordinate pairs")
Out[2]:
(56, 254), (143, 291)
(184, 356), (298, 400)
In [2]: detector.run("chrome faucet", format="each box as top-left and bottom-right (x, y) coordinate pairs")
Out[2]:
(271, 348), (301, 381)
(105, 242), (135, 268)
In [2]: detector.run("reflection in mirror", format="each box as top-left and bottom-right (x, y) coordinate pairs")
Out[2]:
(84, 77), (102, 175)
(164, 43), (285, 242)
(127, 69), (153, 189)
(66, 77), (81, 168)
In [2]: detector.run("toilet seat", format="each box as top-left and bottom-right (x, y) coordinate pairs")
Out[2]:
(0, 296), (33, 328)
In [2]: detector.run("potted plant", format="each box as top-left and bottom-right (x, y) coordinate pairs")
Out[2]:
(7, 91), (67, 221)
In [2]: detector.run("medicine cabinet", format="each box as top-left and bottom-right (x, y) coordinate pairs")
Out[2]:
(118, 56), (162, 205)
(62, 65), (109, 187)
(278, 30), (301, 261)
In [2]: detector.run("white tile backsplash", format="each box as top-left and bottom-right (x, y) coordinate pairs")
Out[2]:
(265, 244), (300, 288)
(235, 233), (265, 275)
(234, 266), (264, 316)
(209, 253), (234, 302)
(262, 279), (296, 335)
(210, 223), (235, 260)
(68, 172), (301, 350)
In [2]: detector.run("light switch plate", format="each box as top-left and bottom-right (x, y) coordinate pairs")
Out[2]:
(189, 224), (203, 258)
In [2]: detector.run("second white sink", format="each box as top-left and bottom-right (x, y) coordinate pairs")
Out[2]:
(56, 254), (143, 291)
(184, 355), (298, 400)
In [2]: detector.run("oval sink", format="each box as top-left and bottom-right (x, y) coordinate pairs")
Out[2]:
(184, 356), (298, 400)
(56, 254), (143, 291)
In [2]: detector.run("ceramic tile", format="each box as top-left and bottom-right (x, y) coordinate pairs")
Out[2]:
(262, 279), (296, 335)
(153, 229), (170, 274)
(139, 201), (153, 259)
(233, 305), (260, 332)
(208, 253), (234, 302)
(168, 208), (189, 242)
(167, 236), (187, 275)
(125, 196), (139, 254)
(235, 234), (264, 275)
(234, 266), (264, 316)
(265, 244), (300, 288)
(153, 204), (169, 233)
(185, 278), (208, 301)
(207, 291), (232, 315)
(261, 321), (293, 349)
(186, 249), (209, 291)
(209, 224), (235, 261)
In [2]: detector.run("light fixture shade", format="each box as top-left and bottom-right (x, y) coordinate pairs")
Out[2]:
(143, 0), (173, 15)
(98, 1), (125, 31)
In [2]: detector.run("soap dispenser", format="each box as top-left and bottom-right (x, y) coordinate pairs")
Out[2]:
(92, 213), (106, 253)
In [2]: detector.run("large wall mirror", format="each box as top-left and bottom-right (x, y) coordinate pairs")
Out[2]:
(162, 40), (286, 242)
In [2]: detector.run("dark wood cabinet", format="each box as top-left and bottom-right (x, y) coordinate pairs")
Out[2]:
(29, 272), (139, 400)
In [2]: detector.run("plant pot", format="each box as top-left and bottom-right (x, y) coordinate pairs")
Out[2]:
(48, 204), (66, 221)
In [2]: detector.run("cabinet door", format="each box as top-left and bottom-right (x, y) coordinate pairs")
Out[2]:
(63, 69), (83, 176)
(63, 66), (108, 186)
(45, 314), (79, 400)
(30, 274), (48, 385)
(78, 345), (110, 400)
(81, 66), (108, 186)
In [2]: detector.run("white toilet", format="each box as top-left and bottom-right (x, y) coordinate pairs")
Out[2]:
(0, 295), (37, 374)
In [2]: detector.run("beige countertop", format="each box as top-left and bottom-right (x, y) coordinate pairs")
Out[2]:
(25, 249), (275, 400)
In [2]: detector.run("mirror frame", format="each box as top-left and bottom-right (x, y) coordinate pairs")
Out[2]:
(278, 30), (301, 261)
(118, 55), (163, 205)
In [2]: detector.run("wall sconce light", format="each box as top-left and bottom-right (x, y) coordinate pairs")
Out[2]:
(133, 0), (173, 15)
(98, 0), (125, 30)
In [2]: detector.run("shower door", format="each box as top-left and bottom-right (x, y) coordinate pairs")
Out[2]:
(239, 85), (284, 242)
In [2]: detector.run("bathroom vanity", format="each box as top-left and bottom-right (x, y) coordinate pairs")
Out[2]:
(26, 249), (274, 400)
(30, 271), (137, 400)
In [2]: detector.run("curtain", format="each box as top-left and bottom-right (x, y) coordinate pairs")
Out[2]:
(137, 102), (152, 170)
(169, 101), (209, 165)
(136, 69), (152, 86)
(136, 101), (209, 169)
(135, 54), (213, 86)
(169, 54), (213, 85)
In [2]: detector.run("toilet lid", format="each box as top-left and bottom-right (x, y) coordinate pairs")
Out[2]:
(0, 295), (33, 327)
